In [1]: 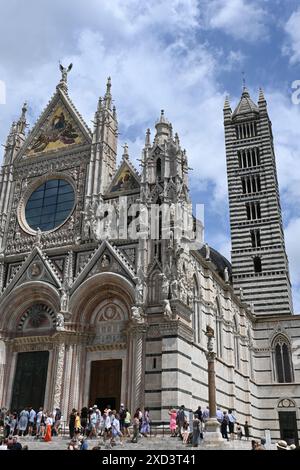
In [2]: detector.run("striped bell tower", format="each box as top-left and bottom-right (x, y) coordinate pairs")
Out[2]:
(224, 87), (293, 315)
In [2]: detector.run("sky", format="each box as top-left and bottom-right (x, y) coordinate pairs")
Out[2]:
(0, 0), (300, 311)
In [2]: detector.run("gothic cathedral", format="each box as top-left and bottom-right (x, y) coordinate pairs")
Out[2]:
(0, 69), (299, 444)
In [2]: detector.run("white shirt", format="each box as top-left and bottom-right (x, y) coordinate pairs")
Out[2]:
(29, 409), (36, 422)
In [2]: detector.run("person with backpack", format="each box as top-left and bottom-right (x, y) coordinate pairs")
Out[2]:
(119, 404), (126, 433)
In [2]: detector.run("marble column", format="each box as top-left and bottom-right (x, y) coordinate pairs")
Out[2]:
(52, 339), (66, 410)
(204, 328), (224, 446)
(127, 322), (147, 412)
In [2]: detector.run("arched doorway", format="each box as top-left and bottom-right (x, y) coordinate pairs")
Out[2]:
(278, 398), (299, 446)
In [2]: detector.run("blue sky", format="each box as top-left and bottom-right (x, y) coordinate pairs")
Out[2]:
(0, 0), (300, 311)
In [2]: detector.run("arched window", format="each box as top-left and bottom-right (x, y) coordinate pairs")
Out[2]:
(273, 335), (293, 383)
(233, 316), (240, 369)
(215, 298), (223, 358)
(253, 256), (262, 273)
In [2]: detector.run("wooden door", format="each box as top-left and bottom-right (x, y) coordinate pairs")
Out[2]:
(89, 359), (122, 412)
(11, 351), (49, 412)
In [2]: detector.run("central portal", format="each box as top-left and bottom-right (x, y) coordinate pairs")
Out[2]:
(89, 359), (122, 412)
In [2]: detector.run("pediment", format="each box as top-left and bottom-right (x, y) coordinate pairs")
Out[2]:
(3, 247), (62, 297)
(71, 240), (136, 294)
(106, 159), (140, 195)
(16, 88), (92, 161)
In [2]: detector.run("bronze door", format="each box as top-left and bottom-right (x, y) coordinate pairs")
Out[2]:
(89, 359), (122, 412)
(279, 411), (299, 446)
(11, 351), (49, 412)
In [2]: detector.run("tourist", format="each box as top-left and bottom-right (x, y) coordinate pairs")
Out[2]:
(17, 408), (29, 437)
(192, 414), (201, 447)
(216, 407), (223, 423)
(202, 406), (210, 424)
(221, 411), (229, 440)
(177, 405), (187, 437)
(182, 420), (190, 445)
(141, 408), (150, 437)
(111, 413), (122, 446)
(0, 438), (8, 450)
(28, 407), (36, 436)
(131, 414), (140, 443)
(53, 408), (61, 436)
(67, 437), (79, 450)
(236, 422), (243, 440)
(194, 405), (203, 421)
(119, 403), (126, 433)
(124, 409), (131, 439)
(78, 435), (88, 450)
(88, 407), (98, 439)
(244, 420), (250, 440)
(44, 413), (53, 442)
(74, 412), (81, 436)
(80, 407), (88, 435)
(228, 409), (237, 439)
(69, 408), (76, 439)
(168, 408), (177, 437)
(9, 412), (17, 437)
(10, 436), (22, 450)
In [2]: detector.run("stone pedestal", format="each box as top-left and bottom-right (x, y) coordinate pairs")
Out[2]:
(204, 418), (224, 447)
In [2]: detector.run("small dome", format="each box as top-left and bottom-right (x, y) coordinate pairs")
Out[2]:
(199, 245), (232, 282)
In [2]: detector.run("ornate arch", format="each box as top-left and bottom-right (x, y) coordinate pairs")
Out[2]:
(0, 281), (60, 332)
(69, 272), (135, 324)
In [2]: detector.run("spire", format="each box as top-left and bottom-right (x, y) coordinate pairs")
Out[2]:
(155, 109), (171, 144)
(145, 128), (151, 147)
(223, 95), (231, 110)
(122, 142), (129, 160)
(17, 101), (27, 134)
(104, 76), (112, 110)
(232, 87), (259, 118)
(258, 87), (267, 111)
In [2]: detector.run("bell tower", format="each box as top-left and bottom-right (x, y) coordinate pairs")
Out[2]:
(224, 87), (293, 315)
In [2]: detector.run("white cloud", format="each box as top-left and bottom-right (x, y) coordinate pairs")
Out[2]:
(285, 217), (300, 313)
(202, 0), (269, 42)
(284, 7), (300, 64)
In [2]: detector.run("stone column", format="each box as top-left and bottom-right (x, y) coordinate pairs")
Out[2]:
(127, 322), (147, 412)
(52, 339), (66, 410)
(204, 327), (223, 446)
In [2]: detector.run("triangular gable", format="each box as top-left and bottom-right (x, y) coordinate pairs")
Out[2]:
(3, 247), (62, 297)
(71, 240), (136, 294)
(16, 87), (92, 160)
(106, 159), (140, 195)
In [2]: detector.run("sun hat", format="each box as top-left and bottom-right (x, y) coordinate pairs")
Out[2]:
(276, 440), (290, 450)
(289, 444), (296, 450)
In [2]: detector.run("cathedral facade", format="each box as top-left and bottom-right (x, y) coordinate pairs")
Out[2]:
(0, 69), (299, 444)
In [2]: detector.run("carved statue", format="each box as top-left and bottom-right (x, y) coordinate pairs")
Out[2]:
(170, 278), (178, 299)
(224, 267), (229, 284)
(131, 305), (144, 323)
(239, 287), (244, 300)
(35, 227), (42, 246)
(60, 287), (69, 312)
(56, 312), (65, 329)
(160, 273), (169, 299)
(163, 299), (173, 319)
(59, 62), (73, 82)
(205, 243), (210, 261)
(101, 254), (110, 268)
(134, 277), (144, 304)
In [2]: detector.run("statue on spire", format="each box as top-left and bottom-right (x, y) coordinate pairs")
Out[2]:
(58, 62), (73, 92)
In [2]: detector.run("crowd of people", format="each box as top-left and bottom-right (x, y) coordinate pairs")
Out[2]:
(0, 404), (298, 450)
(0, 404), (151, 450)
(169, 405), (250, 446)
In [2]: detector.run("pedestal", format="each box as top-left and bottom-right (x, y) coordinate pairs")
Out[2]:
(204, 418), (224, 447)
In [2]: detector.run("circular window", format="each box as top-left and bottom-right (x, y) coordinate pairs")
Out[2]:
(25, 179), (75, 232)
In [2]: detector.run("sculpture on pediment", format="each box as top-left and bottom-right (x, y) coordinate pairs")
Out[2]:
(170, 278), (178, 299)
(134, 276), (144, 304)
(224, 267), (229, 284)
(101, 254), (110, 268)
